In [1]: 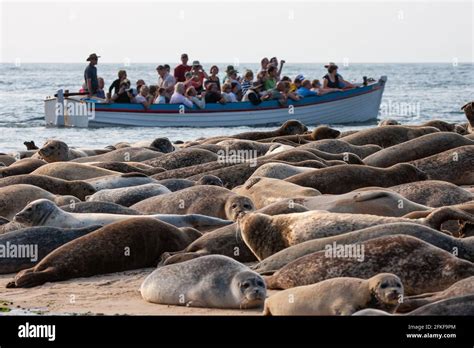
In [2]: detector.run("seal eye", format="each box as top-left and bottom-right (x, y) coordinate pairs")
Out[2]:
(380, 283), (388, 289)
(242, 282), (250, 289)
(231, 204), (237, 209)
(257, 280), (264, 287)
(396, 283), (401, 288)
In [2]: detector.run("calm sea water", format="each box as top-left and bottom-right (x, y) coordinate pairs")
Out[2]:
(0, 63), (472, 152)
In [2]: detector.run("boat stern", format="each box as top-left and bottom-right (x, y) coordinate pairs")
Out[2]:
(44, 90), (91, 128)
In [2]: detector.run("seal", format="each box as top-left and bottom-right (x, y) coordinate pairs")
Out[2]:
(131, 185), (255, 221)
(263, 273), (403, 315)
(13, 199), (232, 232)
(0, 158), (46, 177)
(264, 235), (474, 295)
(398, 276), (474, 313)
(157, 175), (223, 192)
(258, 125), (341, 143)
(140, 255), (266, 309)
(72, 147), (163, 163)
(161, 201), (309, 266)
(0, 174), (96, 200)
(341, 125), (440, 148)
(364, 132), (474, 168)
(85, 172), (158, 191)
(239, 207), (474, 260)
(6, 217), (202, 288)
(143, 148), (219, 169)
(89, 161), (164, 175)
(31, 162), (119, 180)
(249, 162), (322, 180)
(23, 141), (39, 150)
(410, 145), (474, 185)
(388, 180), (473, 207)
(0, 225), (101, 274)
(252, 222), (474, 274)
(114, 137), (175, 153)
(34, 139), (90, 162)
(0, 184), (80, 220)
(0, 155), (18, 167)
(461, 101), (474, 133)
(233, 177), (321, 209)
(86, 183), (171, 207)
(61, 201), (141, 215)
(299, 139), (381, 158)
(285, 163), (428, 194)
(287, 190), (430, 217)
(198, 120), (308, 144)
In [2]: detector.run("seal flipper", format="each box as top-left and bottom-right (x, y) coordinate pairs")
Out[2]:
(11, 267), (58, 288)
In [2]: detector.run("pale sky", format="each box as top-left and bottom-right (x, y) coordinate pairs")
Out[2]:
(1, 0), (473, 63)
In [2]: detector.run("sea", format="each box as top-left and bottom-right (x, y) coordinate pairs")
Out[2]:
(0, 63), (472, 153)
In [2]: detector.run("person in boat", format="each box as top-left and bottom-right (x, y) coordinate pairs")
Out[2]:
(296, 79), (318, 98)
(265, 81), (300, 105)
(157, 65), (176, 101)
(174, 53), (191, 82)
(269, 57), (285, 80)
(190, 61), (208, 93)
(204, 83), (226, 104)
(133, 85), (151, 108)
(204, 65), (221, 91)
(315, 77), (343, 94)
(84, 53), (100, 97)
(148, 85), (158, 103)
(136, 80), (146, 94)
(322, 62), (355, 90)
(224, 68), (242, 96)
(108, 70), (127, 97)
(111, 79), (133, 104)
(96, 77), (106, 99)
(290, 74), (304, 92)
(153, 87), (167, 104)
(242, 82), (263, 105)
(186, 87), (206, 109)
(170, 82), (193, 108)
(258, 57), (269, 73)
(221, 83), (238, 103)
(240, 70), (254, 96)
(263, 65), (278, 91)
(184, 71), (202, 91)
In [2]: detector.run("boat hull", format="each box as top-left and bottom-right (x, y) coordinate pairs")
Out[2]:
(45, 76), (386, 128)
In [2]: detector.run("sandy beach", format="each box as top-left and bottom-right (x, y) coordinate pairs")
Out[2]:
(0, 268), (269, 315)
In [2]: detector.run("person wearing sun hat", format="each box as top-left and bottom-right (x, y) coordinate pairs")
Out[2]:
(190, 60), (208, 92)
(84, 53), (100, 97)
(290, 74), (305, 92)
(322, 62), (355, 90)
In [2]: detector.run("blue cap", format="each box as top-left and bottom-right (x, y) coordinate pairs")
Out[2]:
(295, 74), (305, 82)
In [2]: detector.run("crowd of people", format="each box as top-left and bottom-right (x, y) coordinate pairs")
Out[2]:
(83, 53), (357, 109)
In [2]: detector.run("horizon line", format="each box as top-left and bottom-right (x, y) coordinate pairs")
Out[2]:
(2, 61), (473, 64)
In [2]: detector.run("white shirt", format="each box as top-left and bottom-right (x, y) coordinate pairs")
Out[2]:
(170, 92), (193, 108)
(190, 96), (205, 109)
(134, 95), (147, 104)
(158, 73), (176, 95)
(222, 92), (238, 103)
(154, 95), (166, 104)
